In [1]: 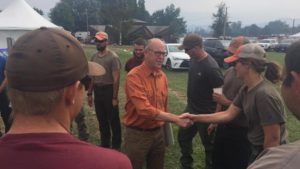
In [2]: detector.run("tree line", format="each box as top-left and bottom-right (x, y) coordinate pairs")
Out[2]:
(48, 0), (186, 43)
(32, 1), (300, 41)
(199, 2), (300, 38)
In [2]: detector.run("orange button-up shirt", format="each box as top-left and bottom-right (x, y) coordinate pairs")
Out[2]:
(123, 63), (168, 129)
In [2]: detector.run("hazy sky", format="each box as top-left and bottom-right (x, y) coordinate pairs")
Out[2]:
(1, 0), (299, 29)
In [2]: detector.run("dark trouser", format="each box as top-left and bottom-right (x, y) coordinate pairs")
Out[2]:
(0, 90), (12, 134)
(75, 108), (89, 141)
(212, 124), (251, 169)
(124, 127), (165, 169)
(178, 122), (214, 169)
(94, 84), (121, 149)
(248, 144), (264, 165)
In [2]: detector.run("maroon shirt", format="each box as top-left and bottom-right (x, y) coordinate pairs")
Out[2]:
(0, 133), (132, 169)
(125, 55), (144, 72)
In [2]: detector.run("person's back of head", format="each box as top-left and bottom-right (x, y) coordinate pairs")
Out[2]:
(281, 40), (300, 119)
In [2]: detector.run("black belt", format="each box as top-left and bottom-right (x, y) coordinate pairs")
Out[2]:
(127, 126), (161, 132)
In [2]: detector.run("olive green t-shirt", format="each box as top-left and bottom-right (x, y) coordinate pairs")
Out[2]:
(91, 49), (121, 86)
(233, 80), (286, 146)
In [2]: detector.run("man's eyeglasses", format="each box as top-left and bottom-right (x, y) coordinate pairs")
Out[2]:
(80, 76), (92, 91)
(149, 49), (167, 57)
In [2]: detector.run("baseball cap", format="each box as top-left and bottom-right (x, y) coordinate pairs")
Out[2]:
(6, 27), (105, 92)
(178, 34), (202, 50)
(227, 36), (250, 53)
(224, 43), (266, 63)
(95, 31), (108, 41)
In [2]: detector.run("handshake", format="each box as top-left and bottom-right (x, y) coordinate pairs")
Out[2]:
(173, 113), (198, 128)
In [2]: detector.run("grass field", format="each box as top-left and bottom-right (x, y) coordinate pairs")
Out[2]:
(1, 45), (299, 169)
(77, 45), (300, 169)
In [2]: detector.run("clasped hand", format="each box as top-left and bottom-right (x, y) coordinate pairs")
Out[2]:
(176, 116), (194, 128)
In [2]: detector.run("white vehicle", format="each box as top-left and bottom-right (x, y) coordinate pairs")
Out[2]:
(258, 39), (278, 51)
(163, 43), (190, 70)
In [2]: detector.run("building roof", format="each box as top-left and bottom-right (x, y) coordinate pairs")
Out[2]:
(89, 25), (106, 32)
(146, 26), (169, 35)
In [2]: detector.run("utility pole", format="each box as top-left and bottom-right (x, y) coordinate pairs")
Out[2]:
(222, 7), (228, 39)
(292, 18), (295, 34)
(119, 20), (122, 45)
(86, 8), (89, 39)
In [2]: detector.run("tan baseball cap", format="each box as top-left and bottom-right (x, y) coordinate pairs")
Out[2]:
(6, 27), (105, 92)
(224, 43), (266, 63)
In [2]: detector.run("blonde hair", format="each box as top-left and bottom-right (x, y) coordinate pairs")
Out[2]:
(8, 88), (64, 117)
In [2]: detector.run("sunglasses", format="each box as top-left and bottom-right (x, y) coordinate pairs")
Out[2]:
(80, 76), (92, 91)
(95, 39), (107, 43)
(236, 59), (249, 65)
(184, 46), (195, 53)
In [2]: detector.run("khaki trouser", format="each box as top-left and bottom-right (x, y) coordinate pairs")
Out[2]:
(123, 127), (165, 169)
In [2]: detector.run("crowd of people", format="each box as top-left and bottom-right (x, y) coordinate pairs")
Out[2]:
(0, 27), (300, 169)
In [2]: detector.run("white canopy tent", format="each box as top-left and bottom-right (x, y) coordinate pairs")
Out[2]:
(0, 0), (59, 48)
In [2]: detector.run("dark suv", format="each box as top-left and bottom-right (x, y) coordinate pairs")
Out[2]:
(203, 39), (230, 69)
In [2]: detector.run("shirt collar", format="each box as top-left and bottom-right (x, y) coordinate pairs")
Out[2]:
(140, 63), (163, 77)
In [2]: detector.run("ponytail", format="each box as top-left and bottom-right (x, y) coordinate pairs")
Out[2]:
(249, 58), (282, 84)
(265, 62), (281, 84)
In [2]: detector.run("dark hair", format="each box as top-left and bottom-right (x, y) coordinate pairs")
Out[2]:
(246, 58), (282, 84)
(283, 40), (300, 86)
(134, 38), (147, 47)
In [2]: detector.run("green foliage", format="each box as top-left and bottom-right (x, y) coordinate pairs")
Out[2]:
(243, 24), (261, 37)
(150, 4), (187, 42)
(211, 2), (228, 38)
(50, 1), (186, 44)
(262, 20), (290, 35)
(224, 20), (291, 37)
(33, 7), (44, 15)
(135, 0), (150, 21)
(50, 1), (75, 31)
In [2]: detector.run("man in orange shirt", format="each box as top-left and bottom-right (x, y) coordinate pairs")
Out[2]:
(123, 38), (192, 169)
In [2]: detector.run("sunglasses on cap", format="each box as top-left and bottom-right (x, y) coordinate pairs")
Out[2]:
(80, 76), (92, 91)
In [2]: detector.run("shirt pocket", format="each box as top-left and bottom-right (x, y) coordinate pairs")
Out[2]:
(156, 90), (167, 109)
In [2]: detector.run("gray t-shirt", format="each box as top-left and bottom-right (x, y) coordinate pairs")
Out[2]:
(91, 49), (121, 86)
(233, 79), (286, 145)
(248, 140), (300, 169)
